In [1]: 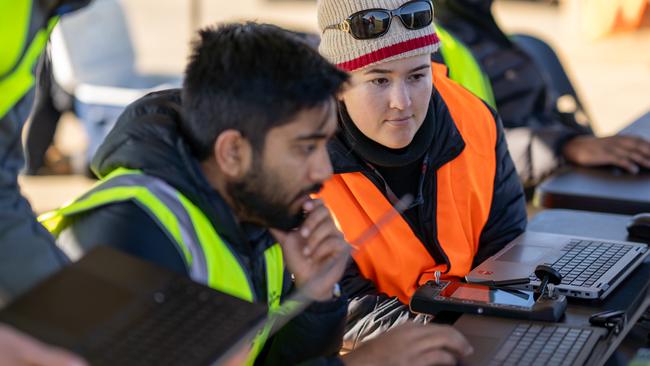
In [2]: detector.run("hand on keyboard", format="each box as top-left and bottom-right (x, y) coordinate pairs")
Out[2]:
(342, 322), (473, 366)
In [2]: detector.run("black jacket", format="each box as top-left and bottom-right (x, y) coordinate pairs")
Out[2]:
(57, 90), (346, 366)
(433, 0), (592, 188)
(332, 83), (527, 349)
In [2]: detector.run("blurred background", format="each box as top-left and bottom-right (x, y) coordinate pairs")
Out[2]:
(20, 0), (650, 213)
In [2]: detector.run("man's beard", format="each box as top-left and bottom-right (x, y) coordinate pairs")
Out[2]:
(226, 160), (323, 231)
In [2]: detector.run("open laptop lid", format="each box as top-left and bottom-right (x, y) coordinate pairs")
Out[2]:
(0, 245), (268, 362)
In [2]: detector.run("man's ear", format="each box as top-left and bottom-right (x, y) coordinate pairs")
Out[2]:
(212, 130), (253, 179)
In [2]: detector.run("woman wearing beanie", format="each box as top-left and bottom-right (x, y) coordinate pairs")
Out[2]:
(315, 0), (528, 349)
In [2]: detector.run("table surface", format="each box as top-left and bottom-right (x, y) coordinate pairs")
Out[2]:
(456, 209), (650, 366)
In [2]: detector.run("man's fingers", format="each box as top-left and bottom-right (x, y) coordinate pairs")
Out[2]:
(302, 250), (349, 301)
(304, 219), (340, 256)
(623, 137), (650, 166)
(317, 251), (349, 284)
(607, 147), (641, 173)
(309, 236), (348, 264)
(613, 136), (650, 153)
(299, 202), (330, 239)
(627, 137), (650, 156)
(608, 136), (650, 168)
(625, 150), (650, 169)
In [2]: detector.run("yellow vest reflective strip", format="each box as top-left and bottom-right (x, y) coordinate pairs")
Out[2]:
(247, 243), (286, 362)
(0, 1), (58, 119)
(437, 25), (497, 109)
(39, 168), (285, 364)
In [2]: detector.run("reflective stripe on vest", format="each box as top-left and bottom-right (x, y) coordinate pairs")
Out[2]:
(437, 25), (497, 109)
(319, 63), (497, 303)
(0, 1), (58, 118)
(39, 168), (284, 364)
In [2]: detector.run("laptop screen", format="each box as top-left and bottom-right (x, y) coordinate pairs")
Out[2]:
(2, 267), (136, 343)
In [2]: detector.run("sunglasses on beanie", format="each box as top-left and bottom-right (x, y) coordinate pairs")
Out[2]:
(323, 0), (433, 40)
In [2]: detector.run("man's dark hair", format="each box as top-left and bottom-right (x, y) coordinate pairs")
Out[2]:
(182, 22), (348, 160)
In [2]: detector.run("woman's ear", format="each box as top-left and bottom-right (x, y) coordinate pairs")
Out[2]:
(212, 130), (253, 179)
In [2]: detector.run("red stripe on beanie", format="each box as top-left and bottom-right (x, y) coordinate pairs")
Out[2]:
(336, 33), (440, 72)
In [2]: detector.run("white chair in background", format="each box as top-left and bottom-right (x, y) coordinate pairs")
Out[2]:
(50, 0), (182, 163)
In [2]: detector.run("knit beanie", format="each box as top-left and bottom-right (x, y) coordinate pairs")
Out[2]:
(317, 0), (440, 72)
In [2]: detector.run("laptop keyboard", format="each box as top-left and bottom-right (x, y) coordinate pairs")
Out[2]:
(528, 240), (634, 287)
(80, 277), (265, 366)
(489, 324), (592, 366)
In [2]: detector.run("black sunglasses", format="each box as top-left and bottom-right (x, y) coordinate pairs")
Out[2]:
(323, 0), (433, 40)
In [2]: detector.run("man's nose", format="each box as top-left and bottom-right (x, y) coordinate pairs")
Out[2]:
(310, 148), (333, 183)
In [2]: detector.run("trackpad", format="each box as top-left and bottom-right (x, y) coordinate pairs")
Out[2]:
(497, 246), (550, 264)
(462, 335), (501, 365)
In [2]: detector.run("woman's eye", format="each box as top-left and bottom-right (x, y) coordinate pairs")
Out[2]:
(409, 73), (425, 81)
(371, 78), (389, 86)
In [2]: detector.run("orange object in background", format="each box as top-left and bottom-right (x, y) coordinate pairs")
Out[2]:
(581, 0), (649, 39)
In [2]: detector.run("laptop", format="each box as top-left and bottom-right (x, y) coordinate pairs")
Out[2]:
(455, 315), (607, 366)
(0, 245), (271, 366)
(466, 231), (649, 299)
(0, 195), (411, 365)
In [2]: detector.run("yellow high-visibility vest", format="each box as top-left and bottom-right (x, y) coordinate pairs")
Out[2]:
(437, 25), (496, 109)
(1, 0), (58, 118)
(40, 167), (285, 365)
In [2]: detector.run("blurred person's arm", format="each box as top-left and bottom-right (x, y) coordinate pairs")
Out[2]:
(0, 323), (87, 366)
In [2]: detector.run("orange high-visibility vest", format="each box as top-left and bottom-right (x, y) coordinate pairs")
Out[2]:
(319, 63), (497, 303)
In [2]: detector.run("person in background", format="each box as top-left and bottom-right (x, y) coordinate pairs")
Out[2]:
(433, 0), (650, 189)
(0, 1), (90, 364)
(0, 0), (90, 304)
(315, 0), (527, 349)
(24, 50), (75, 176)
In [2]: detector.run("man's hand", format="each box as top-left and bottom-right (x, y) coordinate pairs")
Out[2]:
(563, 135), (650, 174)
(0, 324), (87, 366)
(342, 322), (473, 366)
(270, 199), (350, 302)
